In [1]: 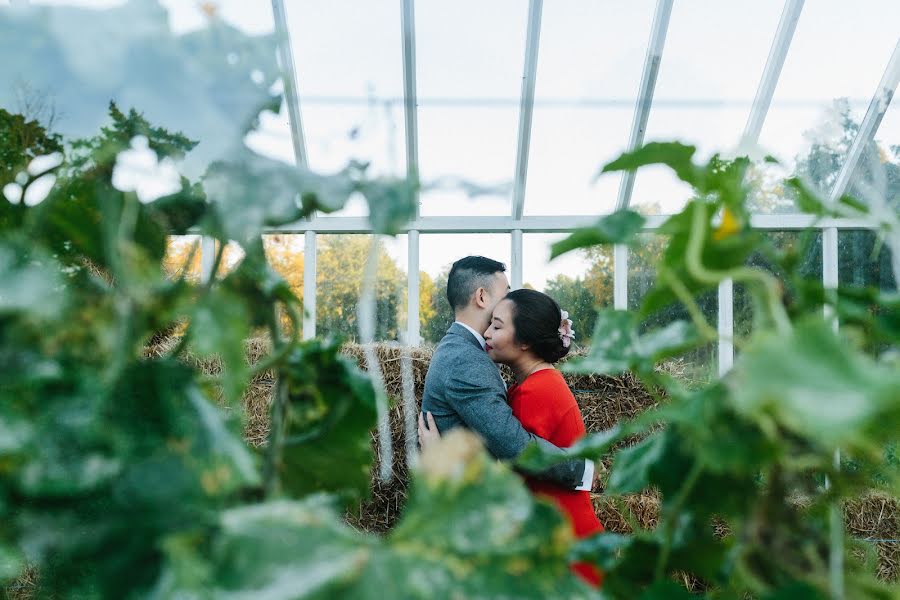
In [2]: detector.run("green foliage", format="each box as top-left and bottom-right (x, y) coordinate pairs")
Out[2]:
(550, 210), (646, 260)
(278, 339), (377, 504)
(156, 432), (594, 599)
(1, 92), (598, 597)
(518, 142), (899, 598)
(564, 309), (701, 378)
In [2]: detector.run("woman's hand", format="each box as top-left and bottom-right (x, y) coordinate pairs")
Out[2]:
(417, 411), (441, 450)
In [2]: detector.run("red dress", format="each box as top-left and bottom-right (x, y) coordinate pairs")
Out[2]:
(508, 369), (604, 587)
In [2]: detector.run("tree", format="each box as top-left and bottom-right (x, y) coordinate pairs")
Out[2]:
(0, 107), (63, 231)
(420, 269), (452, 344)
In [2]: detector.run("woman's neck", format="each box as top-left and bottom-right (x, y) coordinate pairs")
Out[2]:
(512, 355), (551, 384)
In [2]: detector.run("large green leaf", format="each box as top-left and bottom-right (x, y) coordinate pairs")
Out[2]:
(0, 543), (23, 584)
(606, 433), (668, 495)
(0, 240), (64, 319)
(564, 309), (701, 377)
(516, 424), (628, 472)
(358, 176), (418, 236)
(729, 317), (900, 453)
(188, 288), (251, 406)
(599, 142), (702, 188)
(278, 339), (378, 504)
(158, 431), (596, 599)
(550, 210), (646, 260)
(202, 152), (358, 246)
(638, 202), (759, 318)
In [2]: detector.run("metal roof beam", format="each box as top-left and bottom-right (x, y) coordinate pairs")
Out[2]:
(741, 0), (804, 146)
(400, 0), (420, 216)
(270, 0), (308, 167)
(829, 39), (900, 202)
(614, 0), (674, 212)
(262, 213), (872, 234)
(511, 0), (543, 220)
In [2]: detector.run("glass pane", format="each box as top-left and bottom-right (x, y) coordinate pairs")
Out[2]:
(523, 234), (613, 350)
(628, 233), (717, 384)
(283, 1), (404, 218)
(757, 0), (900, 201)
(524, 0), (655, 216)
(263, 233), (306, 337)
(163, 235), (202, 282)
(734, 230), (823, 339)
(284, 1), (404, 170)
(314, 234), (408, 343)
(415, 1), (527, 217)
(630, 0), (784, 215)
(419, 233), (511, 344)
(839, 230), (897, 291)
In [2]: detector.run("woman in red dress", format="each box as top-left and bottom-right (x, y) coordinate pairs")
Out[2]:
(483, 288), (604, 587)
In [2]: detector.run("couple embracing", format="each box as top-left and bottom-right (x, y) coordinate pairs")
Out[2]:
(417, 256), (604, 587)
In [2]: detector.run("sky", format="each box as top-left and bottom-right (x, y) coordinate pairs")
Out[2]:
(2, 0), (899, 289)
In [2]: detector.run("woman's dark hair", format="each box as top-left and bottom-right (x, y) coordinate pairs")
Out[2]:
(505, 288), (569, 363)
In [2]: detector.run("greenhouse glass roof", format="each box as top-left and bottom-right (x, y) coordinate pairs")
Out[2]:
(1, 0), (898, 350)
(2, 0), (897, 221)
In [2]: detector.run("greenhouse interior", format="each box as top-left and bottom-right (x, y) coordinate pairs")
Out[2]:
(1, 0), (899, 598)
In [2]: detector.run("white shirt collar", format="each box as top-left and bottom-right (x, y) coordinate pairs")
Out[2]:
(454, 321), (487, 351)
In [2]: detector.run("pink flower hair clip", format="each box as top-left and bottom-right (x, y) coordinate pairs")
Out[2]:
(558, 310), (575, 348)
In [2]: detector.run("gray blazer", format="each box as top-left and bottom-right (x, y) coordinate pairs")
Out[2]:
(421, 322), (586, 489)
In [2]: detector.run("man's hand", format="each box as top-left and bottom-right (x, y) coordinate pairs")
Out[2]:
(418, 411), (441, 450)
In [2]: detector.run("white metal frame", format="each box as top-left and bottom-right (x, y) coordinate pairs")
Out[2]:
(829, 39), (900, 202)
(740, 0), (804, 146)
(511, 0), (543, 222)
(614, 0), (674, 212)
(271, 0), (308, 167)
(195, 1), (897, 380)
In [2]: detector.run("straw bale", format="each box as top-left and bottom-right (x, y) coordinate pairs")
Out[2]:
(591, 491), (661, 534)
(844, 492), (899, 582)
(4, 565), (38, 600)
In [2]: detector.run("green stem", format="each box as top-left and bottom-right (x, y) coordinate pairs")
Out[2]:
(683, 201), (791, 335)
(654, 459), (704, 581)
(660, 267), (718, 342)
(262, 309), (288, 498)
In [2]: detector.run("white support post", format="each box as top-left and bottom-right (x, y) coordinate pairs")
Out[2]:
(614, 0), (674, 212)
(821, 224), (843, 600)
(407, 231), (421, 346)
(614, 244), (628, 310)
(303, 230), (317, 340)
(718, 278), (734, 376)
(512, 0), (543, 220)
(740, 0), (804, 146)
(823, 227), (839, 329)
(511, 230), (524, 290)
(200, 236), (216, 284)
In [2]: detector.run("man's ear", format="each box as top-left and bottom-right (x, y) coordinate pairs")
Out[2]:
(473, 287), (487, 309)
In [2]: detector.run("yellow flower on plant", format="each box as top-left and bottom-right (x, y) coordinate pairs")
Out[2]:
(713, 207), (741, 240)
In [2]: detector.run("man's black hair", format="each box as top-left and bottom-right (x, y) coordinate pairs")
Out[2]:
(446, 256), (507, 311)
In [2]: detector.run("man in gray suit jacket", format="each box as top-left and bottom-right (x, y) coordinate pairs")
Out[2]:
(419, 256), (593, 490)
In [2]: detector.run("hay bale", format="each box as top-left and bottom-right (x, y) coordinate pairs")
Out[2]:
(4, 565), (38, 600)
(592, 492), (661, 534)
(844, 492), (899, 582)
